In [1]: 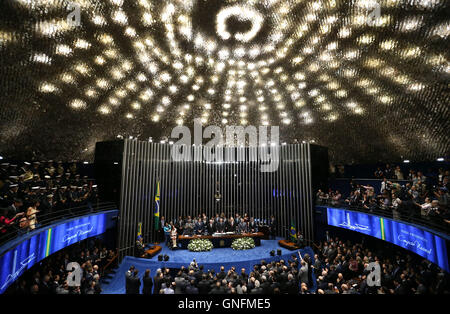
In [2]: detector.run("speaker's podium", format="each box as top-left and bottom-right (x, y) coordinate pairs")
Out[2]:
(278, 240), (301, 251)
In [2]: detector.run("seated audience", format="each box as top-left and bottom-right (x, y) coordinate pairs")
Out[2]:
(0, 161), (99, 241)
(316, 164), (449, 230)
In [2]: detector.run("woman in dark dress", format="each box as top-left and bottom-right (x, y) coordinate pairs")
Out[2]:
(142, 269), (153, 295)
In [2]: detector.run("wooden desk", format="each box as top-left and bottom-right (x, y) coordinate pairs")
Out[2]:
(143, 245), (162, 258)
(278, 240), (299, 251)
(178, 232), (264, 249)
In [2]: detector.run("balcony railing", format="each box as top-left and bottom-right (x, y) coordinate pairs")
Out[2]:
(0, 201), (117, 248)
(316, 198), (449, 235)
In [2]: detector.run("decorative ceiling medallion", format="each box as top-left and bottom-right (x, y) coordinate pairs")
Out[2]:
(216, 5), (264, 42)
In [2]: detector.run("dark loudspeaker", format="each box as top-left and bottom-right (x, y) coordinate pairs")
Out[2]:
(277, 249), (282, 256)
(270, 250), (275, 257)
(158, 254), (163, 261)
(164, 254), (169, 261)
(94, 140), (124, 204)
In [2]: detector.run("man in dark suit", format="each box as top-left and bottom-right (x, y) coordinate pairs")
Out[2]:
(7, 198), (23, 218)
(239, 268), (248, 282)
(209, 281), (225, 294)
(185, 280), (199, 294)
(153, 270), (163, 294)
(250, 280), (263, 294)
(163, 268), (173, 283)
(195, 265), (205, 283)
(237, 221), (248, 234)
(198, 275), (212, 294)
(125, 266), (135, 294)
(325, 265), (338, 286)
(174, 271), (187, 294)
(142, 269), (153, 295)
(194, 219), (204, 235)
(270, 276), (280, 292)
(184, 219), (194, 236)
(260, 276), (271, 294)
(129, 269), (141, 294)
(39, 275), (51, 294)
(206, 219), (215, 235)
(216, 218), (226, 233)
(217, 266), (226, 280)
(248, 217), (258, 233)
(234, 213), (241, 225)
(175, 216), (184, 235)
(269, 216), (276, 239)
(226, 217), (236, 233)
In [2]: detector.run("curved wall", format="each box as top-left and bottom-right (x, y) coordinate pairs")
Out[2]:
(317, 206), (449, 272)
(0, 209), (118, 293)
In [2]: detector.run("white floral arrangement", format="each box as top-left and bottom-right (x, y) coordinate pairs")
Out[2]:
(231, 237), (255, 250)
(187, 238), (214, 252)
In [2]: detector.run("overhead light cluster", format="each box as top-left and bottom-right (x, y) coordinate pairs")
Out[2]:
(0, 0), (448, 163)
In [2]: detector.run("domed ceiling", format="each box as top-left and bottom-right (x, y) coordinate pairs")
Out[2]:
(0, 0), (449, 163)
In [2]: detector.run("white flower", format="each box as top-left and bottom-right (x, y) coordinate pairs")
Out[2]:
(188, 239), (213, 252)
(231, 237), (255, 250)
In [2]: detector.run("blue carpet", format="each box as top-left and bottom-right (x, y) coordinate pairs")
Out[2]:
(101, 238), (316, 294)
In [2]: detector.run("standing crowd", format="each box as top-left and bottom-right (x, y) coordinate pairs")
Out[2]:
(126, 253), (312, 295)
(312, 236), (449, 294)
(5, 238), (117, 294)
(124, 233), (449, 294)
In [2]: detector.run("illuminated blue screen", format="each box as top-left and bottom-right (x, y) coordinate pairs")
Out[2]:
(327, 207), (449, 272)
(0, 210), (118, 294)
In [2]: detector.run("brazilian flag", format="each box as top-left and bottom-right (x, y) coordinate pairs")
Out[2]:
(137, 222), (142, 238)
(290, 221), (297, 242)
(154, 180), (160, 230)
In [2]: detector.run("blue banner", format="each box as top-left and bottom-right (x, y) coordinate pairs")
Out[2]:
(327, 207), (449, 272)
(0, 210), (117, 294)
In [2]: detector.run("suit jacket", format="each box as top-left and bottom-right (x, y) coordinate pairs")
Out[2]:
(226, 221), (236, 232)
(270, 282), (280, 292)
(250, 287), (263, 294)
(209, 287), (225, 294)
(269, 219), (276, 230)
(248, 222), (258, 232)
(216, 222), (226, 233)
(185, 284), (199, 294)
(142, 277), (153, 295)
(261, 282), (271, 294)
(198, 280), (211, 294)
(6, 204), (18, 218)
(153, 276), (162, 294)
(217, 271), (227, 280)
(237, 222), (248, 233)
(194, 270), (204, 283)
(239, 274), (248, 282)
(207, 223), (215, 234)
(194, 222), (204, 234)
(129, 275), (141, 294)
(125, 271), (133, 293)
(299, 264), (309, 284)
(175, 276), (186, 290)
